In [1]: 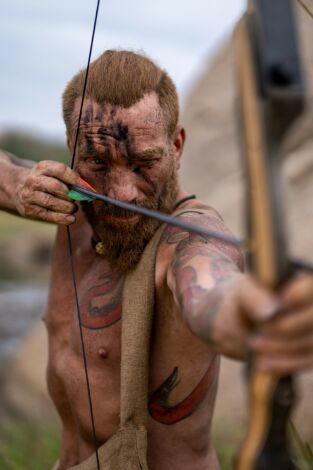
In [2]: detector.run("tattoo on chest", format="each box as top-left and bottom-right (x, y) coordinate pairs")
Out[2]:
(148, 358), (218, 425)
(80, 275), (124, 329)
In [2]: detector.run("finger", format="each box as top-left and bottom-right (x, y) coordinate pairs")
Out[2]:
(255, 352), (313, 375)
(35, 161), (79, 185)
(249, 331), (313, 356)
(261, 305), (313, 339)
(281, 273), (313, 308)
(30, 191), (77, 214)
(32, 175), (73, 200)
(28, 205), (76, 225)
(236, 276), (283, 324)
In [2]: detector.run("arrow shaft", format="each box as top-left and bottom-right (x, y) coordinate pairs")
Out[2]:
(69, 185), (242, 247)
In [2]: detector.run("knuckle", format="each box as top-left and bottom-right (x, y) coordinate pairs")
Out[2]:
(58, 163), (68, 173)
(53, 213), (69, 225)
(33, 206), (50, 222)
(62, 202), (72, 214)
(25, 175), (38, 193)
(24, 205), (34, 217)
(69, 202), (77, 213)
(36, 160), (48, 171)
(21, 187), (31, 201)
(55, 162), (70, 178)
(32, 206), (42, 217)
(23, 174), (32, 187)
(42, 194), (54, 208)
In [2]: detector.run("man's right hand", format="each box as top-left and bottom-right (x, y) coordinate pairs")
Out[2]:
(15, 160), (80, 224)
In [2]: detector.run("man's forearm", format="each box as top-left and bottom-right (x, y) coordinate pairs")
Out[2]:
(0, 153), (78, 224)
(165, 217), (245, 359)
(183, 277), (247, 360)
(0, 150), (33, 214)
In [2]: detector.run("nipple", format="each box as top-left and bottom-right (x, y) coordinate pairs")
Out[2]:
(98, 347), (109, 359)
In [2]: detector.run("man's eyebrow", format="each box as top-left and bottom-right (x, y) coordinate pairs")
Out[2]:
(134, 148), (164, 160)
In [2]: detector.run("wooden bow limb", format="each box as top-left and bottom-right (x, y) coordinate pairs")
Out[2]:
(234, 1), (309, 468)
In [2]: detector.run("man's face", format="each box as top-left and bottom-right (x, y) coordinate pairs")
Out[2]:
(69, 92), (183, 271)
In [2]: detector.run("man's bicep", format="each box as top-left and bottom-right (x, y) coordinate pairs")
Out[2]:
(165, 213), (243, 322)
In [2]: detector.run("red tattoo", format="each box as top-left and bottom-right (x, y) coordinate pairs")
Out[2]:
(149, 358), (217, 425)
(80, 277), (123, 329)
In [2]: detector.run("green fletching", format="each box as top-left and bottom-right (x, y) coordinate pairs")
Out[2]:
(68, 189), (95, 202)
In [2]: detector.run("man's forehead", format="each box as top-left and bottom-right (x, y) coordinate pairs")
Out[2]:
(72, 92), (164, 130)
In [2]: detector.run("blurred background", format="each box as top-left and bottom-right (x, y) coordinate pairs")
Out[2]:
(1, 0), (313, 468)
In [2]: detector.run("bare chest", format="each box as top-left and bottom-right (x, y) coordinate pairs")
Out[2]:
(45, 237), (218, 461)
(45, 254), (124, 366)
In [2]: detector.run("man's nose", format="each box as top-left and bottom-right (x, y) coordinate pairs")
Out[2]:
(106, 170), (140, 202)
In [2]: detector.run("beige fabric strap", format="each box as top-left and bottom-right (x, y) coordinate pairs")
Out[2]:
(67, 426), (148, 470)
(120, 203), (220, 427)
(120, 223), (164, 427)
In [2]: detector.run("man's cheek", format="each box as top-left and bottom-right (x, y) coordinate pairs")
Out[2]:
(86, 173), (110, 194)
(75, 163), (96, 184)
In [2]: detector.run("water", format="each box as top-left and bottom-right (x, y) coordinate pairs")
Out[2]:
(0, 282), (48, 364)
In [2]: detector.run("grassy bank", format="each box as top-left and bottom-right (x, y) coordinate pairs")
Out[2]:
(0, 212), (55, 282)
(0, 414), (236, 470)
(0, 131), (69, 164)
(0, 410), (311, 469)
(0, 417), (59, 470)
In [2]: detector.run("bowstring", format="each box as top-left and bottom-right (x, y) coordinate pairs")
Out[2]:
(66, 1), (101, 468)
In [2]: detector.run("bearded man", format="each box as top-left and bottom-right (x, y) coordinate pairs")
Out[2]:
(1, 50), (313, 470)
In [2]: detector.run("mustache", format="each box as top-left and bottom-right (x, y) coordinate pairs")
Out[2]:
(84, 198), (159, 219)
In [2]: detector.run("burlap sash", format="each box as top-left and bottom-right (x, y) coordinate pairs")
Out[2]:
(55, 204), (220, 470)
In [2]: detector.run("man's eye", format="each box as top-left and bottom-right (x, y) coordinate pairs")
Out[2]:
(132, 162), (153, 173)
(92, 158), (103, 165)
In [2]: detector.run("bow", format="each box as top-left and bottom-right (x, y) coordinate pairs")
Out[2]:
(234, 0), (312, 468)
(66, 1), (313, 469)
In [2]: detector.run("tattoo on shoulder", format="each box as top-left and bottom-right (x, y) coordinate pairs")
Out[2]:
(161, 215), (208, 247)
(162, 212), (242, 263)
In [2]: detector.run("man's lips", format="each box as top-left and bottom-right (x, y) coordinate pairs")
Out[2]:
(100, 213), (140, 224)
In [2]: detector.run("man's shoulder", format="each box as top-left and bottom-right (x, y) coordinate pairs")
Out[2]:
(172, 197), (223, 221)
(168, 196), (227, 241)
(157, 197), (243, 271)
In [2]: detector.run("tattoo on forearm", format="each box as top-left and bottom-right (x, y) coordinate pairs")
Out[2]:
(149, 357), (219, 424)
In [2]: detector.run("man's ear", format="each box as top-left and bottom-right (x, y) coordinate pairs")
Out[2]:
(66, 133), (73, 154)
(172, 125), (186, 170)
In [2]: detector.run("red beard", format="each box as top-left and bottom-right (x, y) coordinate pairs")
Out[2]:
(81, 167), (179, 272)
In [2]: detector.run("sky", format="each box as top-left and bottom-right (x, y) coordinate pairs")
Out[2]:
(0, 0), (245, 141)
